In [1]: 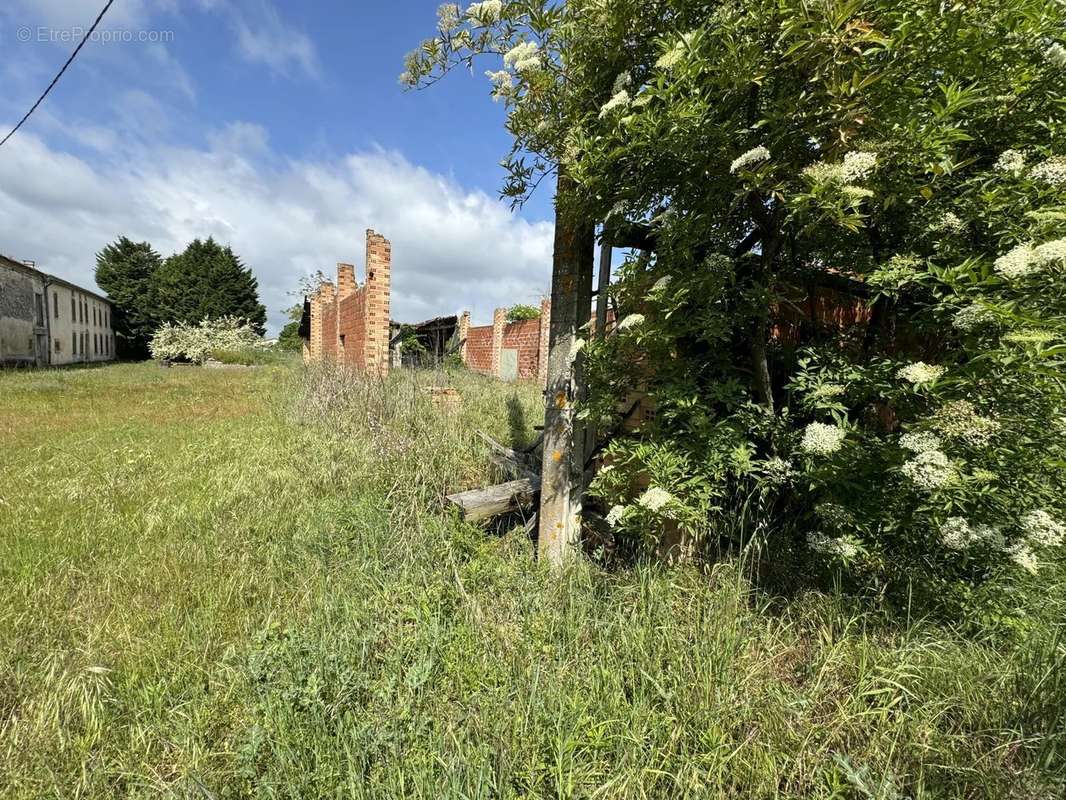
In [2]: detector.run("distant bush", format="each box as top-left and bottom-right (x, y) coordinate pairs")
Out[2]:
(209, 348), (289, 366)
(506, 303), (540, 323)
(149, 317), (266, 365)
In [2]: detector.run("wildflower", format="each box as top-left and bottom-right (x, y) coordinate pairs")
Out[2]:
(611, 71), (632, 94)
(994, 149), (1026, 176)
(994, 243), (1037, 279)
(598, 89), (630, 118)
(897, 361), (945, 384)
(1022, 510), (1065, 548)
(638, 486), (674, 512)
(902, 450), (953, 490)
(437, 2), (461, 30)
(605, 504), (626, 527)
(900, 431), (942, 453)
(1029, 156), (1066, 187)
(841, 185), (874, 205)
(802, 161), (844, 184)
(931, 400), (1000, 446)
(810, 383), (846, 400)
(466, 0), (503, 25)
(504, 41), (540, 72)
(952, 304), (996, 332)
(807, 532), (858, 558)
(800, 422), (846, 455)
(617, 314), (645, 331)
(730, 145), (770, 174)
(841, 151), (877, 182)
(971, 524), (1005, 550)
(1008, 542), (1040, 574)
(816, 503), (858, 531)
(1048, 42), (1066, 68)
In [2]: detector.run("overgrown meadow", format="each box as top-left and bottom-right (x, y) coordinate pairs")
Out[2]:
(1, 362), (1063, 798)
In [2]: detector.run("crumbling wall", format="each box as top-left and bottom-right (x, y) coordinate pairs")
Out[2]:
(305, 230), (391, 377)
(465, 325), (494, 375)
(459, 300), (552, 384)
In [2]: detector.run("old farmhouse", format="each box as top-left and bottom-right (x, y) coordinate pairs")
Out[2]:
(0, 254), (116, 368)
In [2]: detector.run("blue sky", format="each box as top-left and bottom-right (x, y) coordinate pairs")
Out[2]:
(0, 0), (556, 333)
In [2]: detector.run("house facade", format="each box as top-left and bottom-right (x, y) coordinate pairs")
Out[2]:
(0, 255), (116, 367)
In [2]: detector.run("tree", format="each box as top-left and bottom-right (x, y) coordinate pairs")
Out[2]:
(94, 237), (162, 359)
(152, 238), (267, 334)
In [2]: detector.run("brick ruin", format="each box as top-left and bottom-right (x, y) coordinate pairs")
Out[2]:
(304, 230), (392, 376)
(458, 296), (552, 384)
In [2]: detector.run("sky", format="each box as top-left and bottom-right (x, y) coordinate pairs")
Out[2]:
(0, 0), (557, 333)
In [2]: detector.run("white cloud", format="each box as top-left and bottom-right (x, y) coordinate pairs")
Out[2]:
(229, 0), (320, 78)
(0, 124), (553, 335)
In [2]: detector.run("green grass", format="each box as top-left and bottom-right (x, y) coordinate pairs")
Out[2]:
(1, 362), (1063, 798)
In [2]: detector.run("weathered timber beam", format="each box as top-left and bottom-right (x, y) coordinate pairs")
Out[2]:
(446, 478), (540, 522)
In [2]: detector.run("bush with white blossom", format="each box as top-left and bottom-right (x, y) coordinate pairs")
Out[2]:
(149, 317), (266, 364)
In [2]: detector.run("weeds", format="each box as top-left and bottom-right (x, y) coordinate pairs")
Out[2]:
(0, 362), (1062, 798)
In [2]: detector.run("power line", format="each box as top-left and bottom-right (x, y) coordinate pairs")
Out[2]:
(0, 0), (117, 150)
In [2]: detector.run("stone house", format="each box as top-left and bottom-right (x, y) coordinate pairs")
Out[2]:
(0, 254), (116, 367)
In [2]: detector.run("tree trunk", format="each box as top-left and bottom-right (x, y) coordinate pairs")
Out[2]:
(537, 173), (596, 566)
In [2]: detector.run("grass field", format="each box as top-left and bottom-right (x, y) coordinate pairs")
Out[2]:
(1, 361), (1063, 798)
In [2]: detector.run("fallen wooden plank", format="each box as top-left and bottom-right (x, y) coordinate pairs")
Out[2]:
(445, 477), (540, 522)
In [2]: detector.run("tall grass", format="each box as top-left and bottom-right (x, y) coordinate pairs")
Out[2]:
(0, 362), (1062, 798)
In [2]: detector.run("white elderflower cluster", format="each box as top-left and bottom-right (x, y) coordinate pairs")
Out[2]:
(1048, 42), (1066, 68)
(651, 274), (673, 293)
(1008, 542), (1040, 574)
(901, 450), (954, 490)
(807, 532), (859, 558)
(656, 35), (691, 70)
(802, 161), (844, 184)
(1035, 238), (1066, 264)
(810, 383), (846, 400)
(952, 303), (996, 331)
(939, 517), (1003, 551)
(1030, 156), (1066, 187)
(1003, 328), (1055, 345)
(995, 149), (1026, 176)
(638, 486), (674, 512)
(994, 243), (1037, 279)
(611, 71), (632, 94)
(761, 456), (795, 485)
(605, 504), (626, 527)
(841, 151), (877, 182)
(1021, 510), (1066, 548)
(466, 0), (503, 25)
(504, 41), (540, 73)
(437, 3), (461, 30)
(932, 400), (1000, 446)
(617, 313), (645, 331)
(897, 361), (945, 384)
(598, 89), (630, 118)
(841, 185), (874, 205)
(900, 431), (942, 453)
(730, 145), (770, 174)
(149, 317), (266, 364)
(800, 422), (846, 455)
(932, 212), (965, 234)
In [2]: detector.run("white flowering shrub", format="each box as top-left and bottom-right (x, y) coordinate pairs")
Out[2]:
(406, 0), (1066, 612)
(149, 317), (266, 364)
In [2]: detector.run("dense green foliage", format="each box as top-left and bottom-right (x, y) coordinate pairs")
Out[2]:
(506, 302), (541, 322)
(406, 0), (1066, 614)
(94, 237), (162, 359)
(154, 238), (267, 334)
(95, 236), (268, 354)
(2, 363), (1064, 797)
(276, 321), (303, 351)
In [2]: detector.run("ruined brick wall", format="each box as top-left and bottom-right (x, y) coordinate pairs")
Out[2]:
(465, 325), (494, 375)
(305, 230), (391, 376)
(502, 317), (542, 380)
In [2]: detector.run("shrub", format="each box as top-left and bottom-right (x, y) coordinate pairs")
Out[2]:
(149, 317), (267, 365)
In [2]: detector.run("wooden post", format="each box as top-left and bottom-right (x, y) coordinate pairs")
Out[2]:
(585, 237), (612, 465)
(537, 175), (595, 566)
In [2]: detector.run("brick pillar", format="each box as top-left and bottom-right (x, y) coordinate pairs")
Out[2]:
(337, 263), (356, 298)
(364, 230), (392, 378)
(308, 290), (323, 362)
(491, 307), (506, 378)
(458, 311), (471, 365)
(320, 282), (336, 361)
(538, 296), (551, 387)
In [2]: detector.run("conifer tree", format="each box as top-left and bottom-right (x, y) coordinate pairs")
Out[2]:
(94, 237), (163, 359)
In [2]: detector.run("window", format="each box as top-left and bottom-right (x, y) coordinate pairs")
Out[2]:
(72, 332), (77, 355)
(34, 294), (45, 326)
(53, 292), (59, 318)
(54, 338), (61, 353)
(71, 296), (76, 318)
(94, 334), (98, 355)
